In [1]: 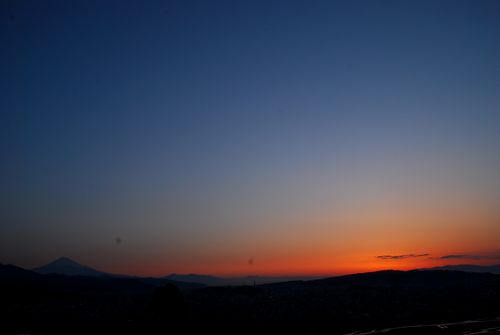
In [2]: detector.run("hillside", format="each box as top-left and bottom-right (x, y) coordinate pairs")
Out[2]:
(2, 265), (500, 334)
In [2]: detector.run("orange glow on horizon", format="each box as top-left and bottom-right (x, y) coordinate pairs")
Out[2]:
(102, 248), (500, 278)
(91, 198), (500, 278)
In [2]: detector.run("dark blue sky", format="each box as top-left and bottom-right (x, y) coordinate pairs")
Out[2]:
(1, 0), (500, 275)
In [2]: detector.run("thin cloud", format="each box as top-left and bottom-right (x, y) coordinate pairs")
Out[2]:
(440, 254), (480, 260)
(376, 253), (429, 260)
(433, 254), (500, 260)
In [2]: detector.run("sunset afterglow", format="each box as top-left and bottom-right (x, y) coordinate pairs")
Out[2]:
(2, 0), (500, 278)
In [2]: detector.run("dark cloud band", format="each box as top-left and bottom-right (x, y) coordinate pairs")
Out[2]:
(376, 253), (429, 260)
(434, 254), (500, 260)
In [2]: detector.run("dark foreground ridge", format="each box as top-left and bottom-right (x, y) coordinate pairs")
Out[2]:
(1, 264), (499, 334)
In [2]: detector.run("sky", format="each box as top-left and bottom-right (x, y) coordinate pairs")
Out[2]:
(1, 0), (500, 277)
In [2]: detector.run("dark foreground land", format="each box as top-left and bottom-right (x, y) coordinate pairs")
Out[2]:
(1, 264), (499, 334)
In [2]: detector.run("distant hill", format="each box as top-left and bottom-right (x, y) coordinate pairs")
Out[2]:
(164, 273), (320, 286)
(422, 264), (500, 274)
(138, 276), (205, 289)
(0, 262), (42, 280)
(33, 257), (108, 277)
(164, 273), (227, 286)
(0, 262), (156, 307)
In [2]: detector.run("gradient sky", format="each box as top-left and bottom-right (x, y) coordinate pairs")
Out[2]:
(1, 0), (500, 276)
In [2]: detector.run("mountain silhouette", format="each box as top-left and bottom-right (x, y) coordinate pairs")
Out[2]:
(33, 257), (108, 277)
